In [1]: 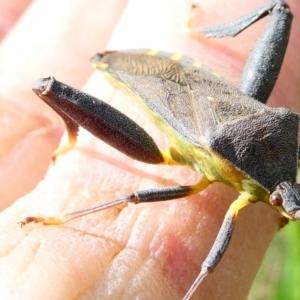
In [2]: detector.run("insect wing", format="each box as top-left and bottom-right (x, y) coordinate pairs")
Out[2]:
(92, 50), (266, 149)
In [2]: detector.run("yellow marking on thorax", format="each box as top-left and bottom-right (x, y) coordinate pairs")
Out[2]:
(189, 146), (268, 201)
(212, 71), (221, 77)
(94, 61), (108, 69)
(168, 142), (269, 203)
(170, 53), (183, 61)
(297, 166), (300, 183)
(207, 96), (217, 102)
(146, 49), (159, 56)
(205, 149), (246, 189)
(193, 61), (202, 68)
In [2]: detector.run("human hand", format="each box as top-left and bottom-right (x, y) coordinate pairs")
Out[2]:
(0, 0), (299, 299)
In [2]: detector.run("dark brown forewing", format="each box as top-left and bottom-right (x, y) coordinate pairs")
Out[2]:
(104, 50), (266, 148)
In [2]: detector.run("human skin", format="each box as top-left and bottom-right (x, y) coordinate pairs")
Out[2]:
(0, 0), (299, 299)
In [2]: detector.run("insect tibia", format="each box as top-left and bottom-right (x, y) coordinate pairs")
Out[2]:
(19, 196), (133, 227)
(190, 0), (291, 38)
(183, 266), (211, 300)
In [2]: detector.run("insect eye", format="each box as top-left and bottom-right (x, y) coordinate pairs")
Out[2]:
(269, 192), (283, 207)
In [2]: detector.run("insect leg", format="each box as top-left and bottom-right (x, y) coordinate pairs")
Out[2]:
(48, 105), (79, 162)
(33, 77), (164, 164)
(183, 193), (251, 300)
(195, 0), (292, 104)
(238, 1), (292, 103)
(19, 176), (211, 226)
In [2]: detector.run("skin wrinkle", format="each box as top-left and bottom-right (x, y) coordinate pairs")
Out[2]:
(120, 249), (148, 293)
(124, 257), (164, 298)
(91, 248), (145, 298)
(0, 236), (41, 282)
(17, 240), (41, 279)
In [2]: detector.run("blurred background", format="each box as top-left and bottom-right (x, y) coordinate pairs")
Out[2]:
(249, 221), (300, 300)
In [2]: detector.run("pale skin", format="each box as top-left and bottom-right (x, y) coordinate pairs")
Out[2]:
(0, 0), (300, 299)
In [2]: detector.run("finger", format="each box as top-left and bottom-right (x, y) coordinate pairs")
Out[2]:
(0, 0), (128, 208)
(2, 0), (299, 300)
(0, 0), (32, 40)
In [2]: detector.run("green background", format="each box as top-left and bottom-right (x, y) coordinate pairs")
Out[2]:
(248, 221), (300, 300)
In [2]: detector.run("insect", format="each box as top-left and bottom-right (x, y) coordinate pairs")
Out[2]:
(20, 0), (298, 299)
